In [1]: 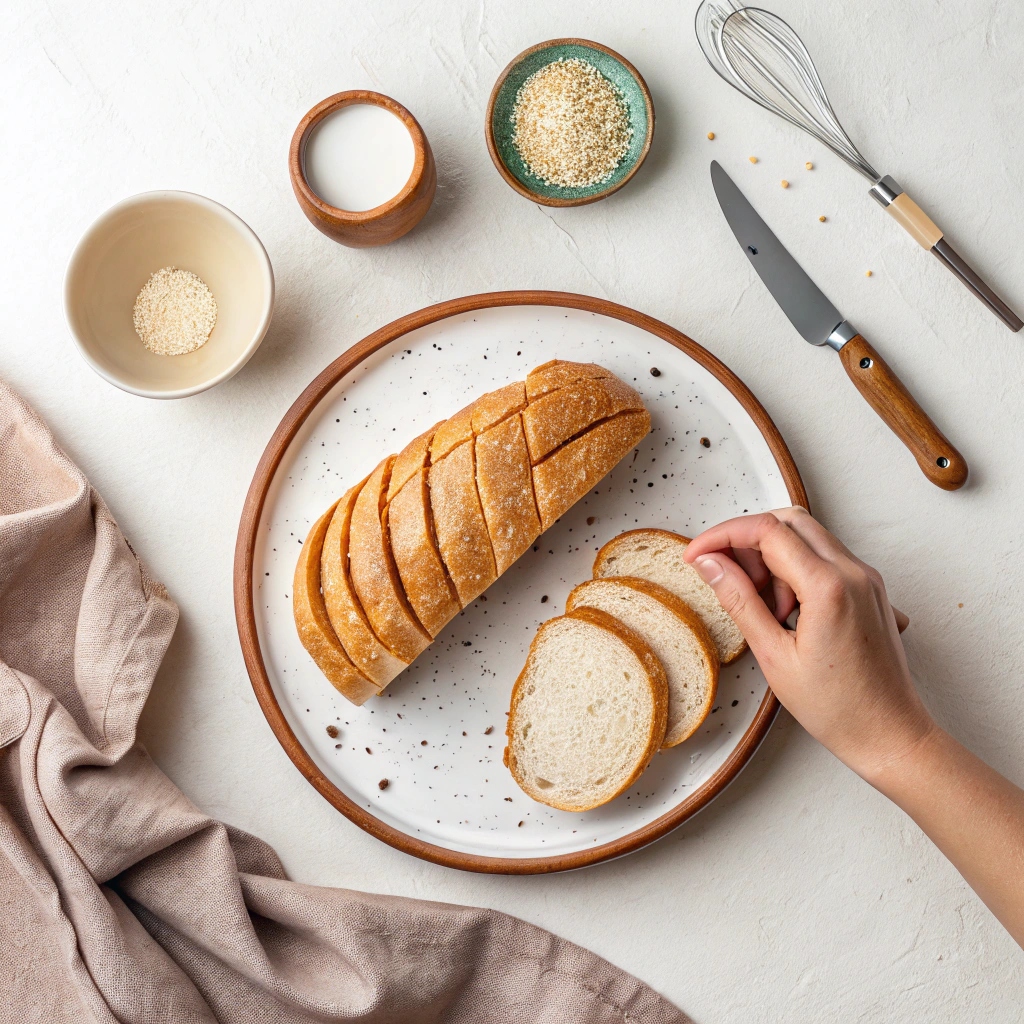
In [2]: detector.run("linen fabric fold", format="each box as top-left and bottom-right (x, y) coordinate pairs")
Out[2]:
(0, 377), (687, 1024)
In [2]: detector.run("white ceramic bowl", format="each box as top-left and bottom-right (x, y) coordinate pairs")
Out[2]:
(64, 191), (275, 399)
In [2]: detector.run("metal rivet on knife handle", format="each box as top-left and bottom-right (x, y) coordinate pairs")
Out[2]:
(836, 334), (968, 491)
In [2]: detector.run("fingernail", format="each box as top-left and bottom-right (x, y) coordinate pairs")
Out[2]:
(693, 555), (724, 586)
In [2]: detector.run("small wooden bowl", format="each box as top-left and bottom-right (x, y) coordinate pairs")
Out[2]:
(289, 91), (436, 248)
(485, 39), (655, 208)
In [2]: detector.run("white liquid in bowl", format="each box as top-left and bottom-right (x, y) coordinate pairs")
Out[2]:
(303, 104), (416, 212)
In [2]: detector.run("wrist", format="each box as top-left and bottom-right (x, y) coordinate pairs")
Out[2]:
(854, 717), (947, 799)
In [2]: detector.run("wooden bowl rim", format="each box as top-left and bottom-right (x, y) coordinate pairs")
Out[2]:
(289, 90), (430, 224)
(484, 38), (656, 208)
(233, 290), (809, 874)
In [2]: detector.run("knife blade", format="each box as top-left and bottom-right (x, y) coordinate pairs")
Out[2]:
(710, 160), (968, 491)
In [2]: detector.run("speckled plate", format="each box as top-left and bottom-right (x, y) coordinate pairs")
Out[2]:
(234, 292), (807, 873)
(485, 39), (654, 207)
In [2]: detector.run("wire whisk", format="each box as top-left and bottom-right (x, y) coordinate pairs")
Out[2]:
(694, 0), (1022, 332)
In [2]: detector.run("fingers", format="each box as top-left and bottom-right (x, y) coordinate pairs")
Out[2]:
(686, 512), (829, 603)
(732, 546), (771, 592)
(892, 605), (910, 634)
(690, 550), (793, 664)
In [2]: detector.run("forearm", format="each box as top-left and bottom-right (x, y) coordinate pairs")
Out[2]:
(866, 726), (1024, 947)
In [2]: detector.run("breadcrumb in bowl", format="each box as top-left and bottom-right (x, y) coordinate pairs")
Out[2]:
(486, 39), (654, 208)
(64, 190), (274, 399)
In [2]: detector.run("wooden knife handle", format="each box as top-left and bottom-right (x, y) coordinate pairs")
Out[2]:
(837, 335), (968, 490)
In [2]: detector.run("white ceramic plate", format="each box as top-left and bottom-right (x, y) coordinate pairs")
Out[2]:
(236, 293), (805, 872)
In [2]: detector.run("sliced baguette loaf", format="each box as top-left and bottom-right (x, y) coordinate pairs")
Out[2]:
(299, 361), (650, 702)
(321, 480), (406, 688)
(293, 503), (381, 706)
(593, 528), (747, 664)
(566, 577), (719, 747)
(504, 606), (668, 812)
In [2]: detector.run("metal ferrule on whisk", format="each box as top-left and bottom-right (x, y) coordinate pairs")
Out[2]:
(868, 176), (904, 208)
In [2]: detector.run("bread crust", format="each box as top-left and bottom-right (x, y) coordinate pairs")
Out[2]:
(475, 413), (541, 574)
(566, 576), (719, 747)
(592, 528), (748, 664)
(532, 410), (651, 529)
(321, 479), (406, 688)
(522, 375), (646, 464)
(526, 359), (614, 400)
(389, 467), (462, 636)
(471, 381), (527, 434)
(429, 440), (497, 605)
(504, 606), (669, 812)
(430, 402), (475, 462)
(293, 503), (380, 705)
(349, 456), (432, 662)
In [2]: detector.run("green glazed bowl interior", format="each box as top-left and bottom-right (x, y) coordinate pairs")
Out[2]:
(490, 41), (652, 204)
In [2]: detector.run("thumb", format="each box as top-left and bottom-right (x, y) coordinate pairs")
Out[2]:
(691, 551), (790, 663)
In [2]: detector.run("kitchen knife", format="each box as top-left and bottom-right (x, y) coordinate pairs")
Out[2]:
(711, 160), (967, 491)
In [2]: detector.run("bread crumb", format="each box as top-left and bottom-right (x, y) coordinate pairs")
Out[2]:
(586, 516), (596, 525)
(819, 215), (826, 222)
(707, 131), (715, 140)
(484, 726), (494, 735)
(958, 602), (964, 608)
(700, 437), (711, 448)
(748, 156), (758, 163)
(805, 161), (813, 170)
(133, 267), (217, 356)
(511, 58), (632, 188)
(780, 179), (789, 188)
(649, 366), (661, 377)
(378, 779), (389, 790)
(865, 270), (873, 277)
(326, 725), (339, 738)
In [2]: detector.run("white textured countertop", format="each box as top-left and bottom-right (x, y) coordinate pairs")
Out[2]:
(3, 0), (1022, 1017)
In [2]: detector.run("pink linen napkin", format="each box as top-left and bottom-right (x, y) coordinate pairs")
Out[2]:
(0, 377), (688, 1024)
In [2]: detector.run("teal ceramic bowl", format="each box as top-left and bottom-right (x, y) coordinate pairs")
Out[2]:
(486, 38), (655, 207)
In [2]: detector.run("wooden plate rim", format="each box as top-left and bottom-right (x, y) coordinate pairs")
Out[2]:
(233, 290), (808, 874)
(484, 38), (656, 208)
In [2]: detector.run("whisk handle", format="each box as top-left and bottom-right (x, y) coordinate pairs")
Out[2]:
(836, 331), (968, 491)
(869, 175), (1023, 332)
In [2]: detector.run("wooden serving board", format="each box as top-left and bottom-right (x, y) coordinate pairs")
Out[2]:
(234, 292), (807, 873)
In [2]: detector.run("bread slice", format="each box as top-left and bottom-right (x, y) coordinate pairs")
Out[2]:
(565, 577), (719, 746)
(522, 375), (647, 464)
(475, 413), (541, 574)
(532, 410), (651, 529)
(293, 503), (381, 705)
(387, 421), (442, 502)
(429, 440), (497, 605)
(593, 529), (747, 664)
(504, 606), (668, 812)
(349, 456), (432, 662)
(389, 469), (461, 637)
(321, 480), (406, 688)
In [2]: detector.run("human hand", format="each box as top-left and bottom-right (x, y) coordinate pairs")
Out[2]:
(684, 507), (933, 784)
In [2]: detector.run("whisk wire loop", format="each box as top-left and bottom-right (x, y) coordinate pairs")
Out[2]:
(695, 1), (879, 181)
